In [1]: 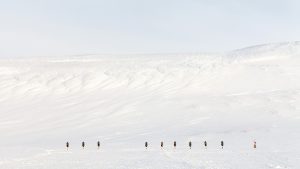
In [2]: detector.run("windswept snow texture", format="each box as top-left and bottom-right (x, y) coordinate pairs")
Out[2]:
(0, 42), (300, 168)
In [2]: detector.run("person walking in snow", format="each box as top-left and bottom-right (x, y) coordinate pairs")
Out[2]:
(66, 142), (69, 150)
(161, 141), (164, 149)
(82, 141), (85, 149)
(174, 141), (177, 148)
(189, 141), (192, 149)
(97, 141), (100, 149)
(221, 141), (224, 149)
(145, 142), (148, 149)
(204, 141), (207, 148)
(254, 141), (257, 149)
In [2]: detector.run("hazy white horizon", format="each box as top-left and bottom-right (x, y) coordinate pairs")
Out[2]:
(1, 0), (300, 57)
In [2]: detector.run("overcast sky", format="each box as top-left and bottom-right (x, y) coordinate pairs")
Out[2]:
(0, 0), (300, 57)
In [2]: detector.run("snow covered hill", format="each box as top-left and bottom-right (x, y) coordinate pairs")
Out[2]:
(0, 42), (299, 168)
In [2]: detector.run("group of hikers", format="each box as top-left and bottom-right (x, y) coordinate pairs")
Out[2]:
(66, 140), (257, 150)
(66, 141), (100, 150)
(145, 140), (222, 149)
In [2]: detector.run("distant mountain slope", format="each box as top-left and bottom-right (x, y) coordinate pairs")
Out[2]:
(226, 41), (300, 61)
(0, 42), (299, 151)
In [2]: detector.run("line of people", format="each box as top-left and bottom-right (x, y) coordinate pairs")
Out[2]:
(145, 140), (222, 149)
(66, 140), (256, 150)
(66, 141), (100, 150)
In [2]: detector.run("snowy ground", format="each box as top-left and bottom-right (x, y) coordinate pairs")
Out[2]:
(1, 147), (299, 169)
(0, 42), (300, 168)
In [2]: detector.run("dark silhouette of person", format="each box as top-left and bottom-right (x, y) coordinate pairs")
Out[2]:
(189, 141), (192, 149)
(204, 141), (207, 148)
(97, 141), (100, 149)
(161, 141), (163, 148)
(254, 141), (257, 149)
(145, 142), (148, 149)
(82, 141), (85, 149)
(66, 142), (69, 150)
(174, 141), (176, 148)
(221, 141), (224, 149)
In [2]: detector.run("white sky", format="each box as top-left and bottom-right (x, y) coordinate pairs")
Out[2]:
(0, 0), (300, 57)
